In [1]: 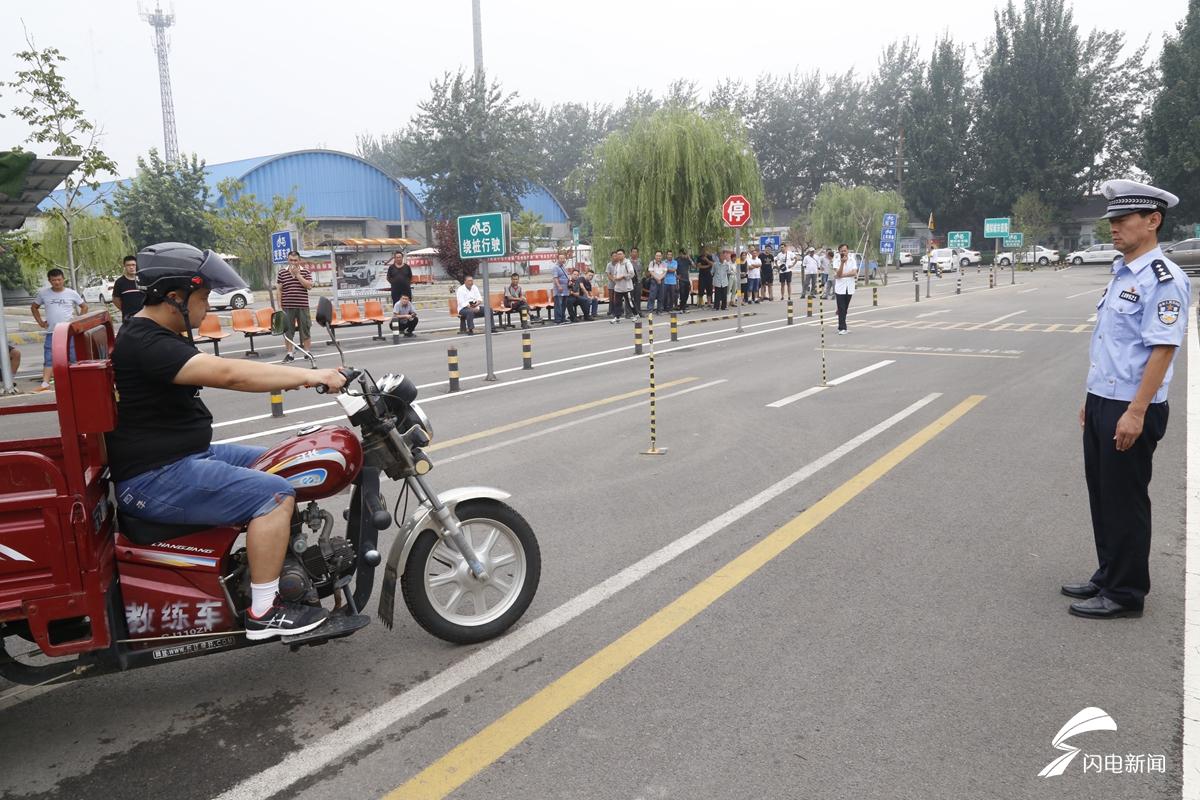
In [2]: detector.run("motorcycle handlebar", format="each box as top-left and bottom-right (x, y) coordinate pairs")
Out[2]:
(315, 366), (362, 394)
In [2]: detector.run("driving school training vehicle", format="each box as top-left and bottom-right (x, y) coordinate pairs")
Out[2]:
(0, 299), (540, 686)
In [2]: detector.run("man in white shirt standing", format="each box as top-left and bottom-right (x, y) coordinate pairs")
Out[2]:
(833, 243), (858, 334)
(801, 248), (819, 299)
(456, 275), (485, 335)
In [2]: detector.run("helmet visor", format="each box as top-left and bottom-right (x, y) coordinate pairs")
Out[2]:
(199, 251), (248, 292)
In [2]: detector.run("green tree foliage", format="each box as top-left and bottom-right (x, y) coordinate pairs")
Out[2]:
(372, 70), (538, 220)
(1143, 0), (1200, 226)
(26, 213), (133, 282)
(3, 35), (117, 288)
(1011, 191), (1055, 252)
(510, 210), (547, 267)
(1076, 31), (1153, 193)
(531, 102), (613, 221)
(585, 107), (763, 256)
(109, 149), (213, 249)
(208, 178), (307, 302)
(975, 0), (1088, 214)
(809, 185), (907, 259)
(1094, 217), (1113, 243)
(903, 38), (978, 234)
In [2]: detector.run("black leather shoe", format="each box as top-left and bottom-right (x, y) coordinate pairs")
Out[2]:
(1069, 595), (1143, 619)
(1061, 580), (1101, 599)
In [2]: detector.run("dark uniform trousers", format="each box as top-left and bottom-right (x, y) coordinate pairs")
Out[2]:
(1082, 393), (1168, 608)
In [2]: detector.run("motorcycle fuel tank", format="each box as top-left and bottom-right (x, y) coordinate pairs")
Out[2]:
(252, 426), (363, 500)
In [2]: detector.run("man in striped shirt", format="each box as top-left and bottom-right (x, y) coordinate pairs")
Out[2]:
(277, 250), (313, 361)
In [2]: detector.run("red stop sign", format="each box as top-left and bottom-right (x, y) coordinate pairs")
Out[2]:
(722, 194), (751, 228)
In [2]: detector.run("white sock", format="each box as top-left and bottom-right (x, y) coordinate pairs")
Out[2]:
(250, 579), (280, 617)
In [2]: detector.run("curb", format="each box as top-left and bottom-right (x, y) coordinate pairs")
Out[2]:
(5, 331), (45, 346)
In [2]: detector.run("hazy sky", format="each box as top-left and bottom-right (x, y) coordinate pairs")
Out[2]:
(0, 0), (1186, 180)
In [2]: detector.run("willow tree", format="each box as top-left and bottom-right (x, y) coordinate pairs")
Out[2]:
(22, 213), (133, 285)
(809, 185), (907, 259)
(584, 107), (764, 259)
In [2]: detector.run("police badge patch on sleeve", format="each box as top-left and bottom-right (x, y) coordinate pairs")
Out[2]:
(1157, 298), (1181, 325)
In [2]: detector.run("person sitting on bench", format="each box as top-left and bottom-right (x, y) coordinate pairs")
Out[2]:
(456, 275), (485, 335)
(504, 273), (530, 329)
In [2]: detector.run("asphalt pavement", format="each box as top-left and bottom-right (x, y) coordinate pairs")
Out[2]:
(0, 265), (1191, 800)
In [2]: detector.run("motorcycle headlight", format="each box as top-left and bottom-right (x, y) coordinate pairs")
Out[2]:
(376, 372), (418, 415)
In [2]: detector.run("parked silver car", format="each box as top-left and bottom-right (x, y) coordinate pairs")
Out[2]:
(1162, 238), (1200, 269)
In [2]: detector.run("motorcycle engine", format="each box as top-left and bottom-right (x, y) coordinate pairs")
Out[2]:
(279, 538), (357, 603)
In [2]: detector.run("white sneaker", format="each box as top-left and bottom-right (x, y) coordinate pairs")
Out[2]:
(837, 330), (847, 336)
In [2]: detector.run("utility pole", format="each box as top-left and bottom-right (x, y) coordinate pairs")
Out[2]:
(895, 103), (904, 199)
(471, 0), (483, 80)
(140, 3), (179, 162)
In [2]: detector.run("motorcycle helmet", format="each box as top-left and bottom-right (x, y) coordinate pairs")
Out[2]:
(137, 242), (247, 304)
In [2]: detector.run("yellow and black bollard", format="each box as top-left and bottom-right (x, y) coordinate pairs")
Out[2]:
(633, 318), (643, 355)
(956, 269), (962, 295)
(818, 294), (828, 387)
(640, 314), (666, 456)
(522, 330), (533, 370)
(270, 390), (284, 418)
(872, 287), (878, 307)
(520, 306), (529, 328)
(806, 296), (813, 318)
(787, 298), (794, 325)
(989, 272), (995, 289)
(915, 283), (920, 302)
(447, 347), (460, 392)
(670, 312), (679, 342)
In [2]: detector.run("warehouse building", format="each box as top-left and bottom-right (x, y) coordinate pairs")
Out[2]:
(43, 148), (571, 246)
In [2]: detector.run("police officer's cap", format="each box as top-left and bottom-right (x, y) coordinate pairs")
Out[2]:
(1100, 179), (1179, 220)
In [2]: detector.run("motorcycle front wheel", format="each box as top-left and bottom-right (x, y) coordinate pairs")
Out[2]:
(401, 499), (541, 644)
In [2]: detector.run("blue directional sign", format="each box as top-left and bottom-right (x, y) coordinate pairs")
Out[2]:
(880, 240), (896, 254)
(759, 234), (781, 252)
(881, 228), (897, 241)
(271, 230), (292, 265)
(882, 213), (898, 230)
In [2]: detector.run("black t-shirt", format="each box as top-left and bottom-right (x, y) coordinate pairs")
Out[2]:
(760, 253), (775, 270)
(675, 256), (693, 279)
(387, 264), (413, 290)
(106, 317), (213, 481)
(112, 276), (145, 319)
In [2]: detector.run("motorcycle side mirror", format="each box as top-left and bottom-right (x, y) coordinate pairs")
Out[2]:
(269, 310), (287, 336)
(316, 296), (334, 328)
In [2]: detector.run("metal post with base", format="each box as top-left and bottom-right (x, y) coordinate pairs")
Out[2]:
(639, 313), (667, 456)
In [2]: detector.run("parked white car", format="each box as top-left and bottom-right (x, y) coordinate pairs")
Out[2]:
(1066, 243), (1120, 265)
(897, 252), (916, 266)
(996, 246), (1059, 266)
(208, 287), (254, 310)
(919, 248), (974, 272)
(81, 276), (116, 305)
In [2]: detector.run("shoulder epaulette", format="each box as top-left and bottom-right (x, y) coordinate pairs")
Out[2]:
(1151, 259), (1173, 283)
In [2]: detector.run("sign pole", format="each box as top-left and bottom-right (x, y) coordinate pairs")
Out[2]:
(482, 257), (496, 381)
(735, 229), (743, 333)
(0, 283), (14, 394)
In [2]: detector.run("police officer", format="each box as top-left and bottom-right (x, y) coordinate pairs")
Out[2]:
(1063, 179), (1191, 619)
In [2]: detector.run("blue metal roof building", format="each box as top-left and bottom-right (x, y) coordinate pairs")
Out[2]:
(41, 149), (569, 242)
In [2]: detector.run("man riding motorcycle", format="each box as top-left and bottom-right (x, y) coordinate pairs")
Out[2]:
(106, 243), (346, 640)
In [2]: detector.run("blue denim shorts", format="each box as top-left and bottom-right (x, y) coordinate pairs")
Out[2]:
(116, 444), (295, 526)
(43, 332), (76, 366)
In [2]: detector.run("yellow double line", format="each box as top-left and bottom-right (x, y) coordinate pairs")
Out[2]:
(386, 394), (986, 800)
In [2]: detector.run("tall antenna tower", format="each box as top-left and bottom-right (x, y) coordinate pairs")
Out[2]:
(140, 3), (179, 161)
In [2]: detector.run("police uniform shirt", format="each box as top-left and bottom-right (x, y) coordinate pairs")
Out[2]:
(1087, 247), (1190, 404)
